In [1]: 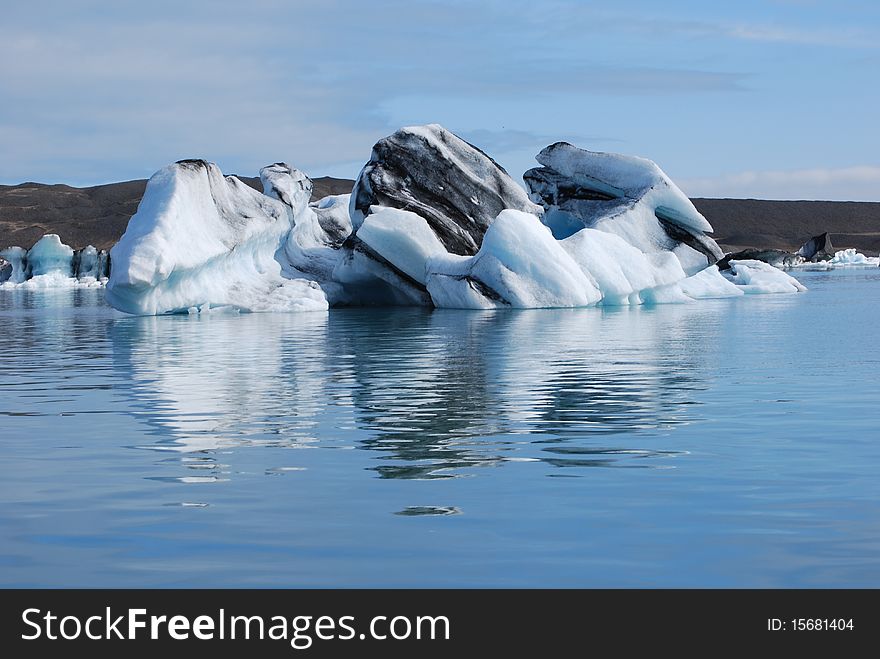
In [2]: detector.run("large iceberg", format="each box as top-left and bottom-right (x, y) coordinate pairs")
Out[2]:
(105, 160), (328, 314)
(100, 124), (805, 315)
(524, 142), (724, 274)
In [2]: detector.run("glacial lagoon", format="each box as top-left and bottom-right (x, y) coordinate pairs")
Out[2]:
(1, 267), (879, 587)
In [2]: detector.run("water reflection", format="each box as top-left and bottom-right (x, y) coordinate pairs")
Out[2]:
(5, 277), (879, 587)
(108, 303), (724, 479)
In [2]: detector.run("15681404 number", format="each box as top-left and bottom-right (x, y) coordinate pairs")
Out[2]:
(791, 619), (853, 631)
(767, 618), (854, 631)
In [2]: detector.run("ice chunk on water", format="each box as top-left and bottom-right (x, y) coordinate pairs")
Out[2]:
(0, 247), (28, 284)
(16, 271), (105, 289)
(0, 236), (106, 289)
(99, 127), (806, 313)
(723, 259), (807, 294)
(828, 248), (879, 266)
(74, 245), (100, 279)
(106, 160), (329, 315)
(678, 265), (744, 299)
(73, 245), (110, 280)
(26, 234), (73, 277)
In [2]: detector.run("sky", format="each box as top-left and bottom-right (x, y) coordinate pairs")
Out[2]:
(1, 0), (878, 200)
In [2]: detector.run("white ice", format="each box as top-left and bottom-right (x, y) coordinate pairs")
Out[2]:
(281, 195), (352, 283)
(722, 259), (808, 294)
(678, 265), (744, 299)
(426, 209), (601, 309)
(538, 146), (711, 234)
(357, 207), (447, 285)
(828, 248), (879, 267)
(424, 211), (756, 309)
(106, 161), (328, 315)
(12, 271), (105, 290)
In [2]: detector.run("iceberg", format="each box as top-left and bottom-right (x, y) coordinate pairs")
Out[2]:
(105, 159), (329, 314)
(0, 235), (108, 289)
(717, 248), (803, 271)
(828, 248), (879, 267)
(27, 234), (73, 277)
(524, 142), (724, 274)
(797, 232), (834, 261)
(0, 247), (28, 284)
(73, 245), (111, 280)
(722, 259), (808, 294)
(100, 124), (805, 315)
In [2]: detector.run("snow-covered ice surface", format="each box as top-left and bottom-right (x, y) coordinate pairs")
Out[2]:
(105, 160), (329, 314)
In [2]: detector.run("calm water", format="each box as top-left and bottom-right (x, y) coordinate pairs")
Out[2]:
(1, 269), (879, 587)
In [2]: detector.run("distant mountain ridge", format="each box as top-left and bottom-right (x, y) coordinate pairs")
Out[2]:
(691, 198), (880, 255)
(1, 177), (878, 255)
(0, 176), (353, 251)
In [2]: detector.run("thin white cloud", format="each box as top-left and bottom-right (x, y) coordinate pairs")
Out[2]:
(0, 0), (877, 187)
(0, 3), (751, 185)
(518, 1), (880, 50)
(721, 23), (878, 48)
(681, 166), (880, 201)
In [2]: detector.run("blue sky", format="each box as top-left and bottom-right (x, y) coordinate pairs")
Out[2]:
(1, 0), (878, 200)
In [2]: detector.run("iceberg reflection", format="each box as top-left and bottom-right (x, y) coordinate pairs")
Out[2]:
(111, 303), (724, 479)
